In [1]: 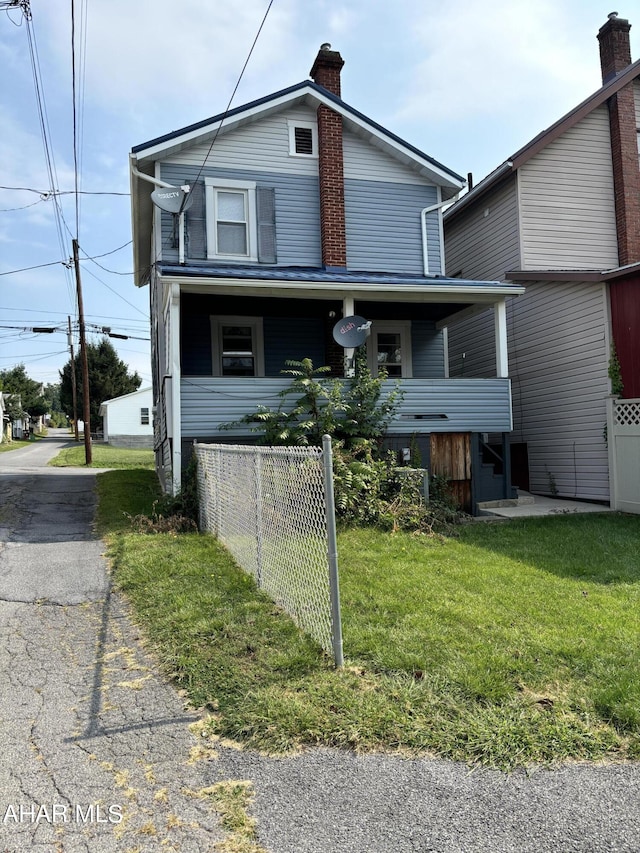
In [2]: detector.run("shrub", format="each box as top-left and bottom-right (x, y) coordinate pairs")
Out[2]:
(222, 352), (403, 449)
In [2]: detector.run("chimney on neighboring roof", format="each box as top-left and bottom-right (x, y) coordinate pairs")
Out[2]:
(597, 13), (640, 265)
(310, 44), (347, 269)
(598, 12), (632, 83)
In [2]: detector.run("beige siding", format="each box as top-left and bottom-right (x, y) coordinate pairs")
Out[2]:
(163, 106), (320, 176)
(444, 176), (520, 281)
(449, 280), (611, 500)
(519, 106), (618, 269)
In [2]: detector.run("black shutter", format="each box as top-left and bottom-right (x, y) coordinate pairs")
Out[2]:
(256, 186), (276, 264)
(185, 180), (206, 260)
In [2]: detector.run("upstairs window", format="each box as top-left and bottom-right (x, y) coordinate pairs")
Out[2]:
(205, 178), (257, 261)
(288, 120), (318, 157)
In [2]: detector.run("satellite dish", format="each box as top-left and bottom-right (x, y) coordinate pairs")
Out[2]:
(332, 315), (371, 348)
(150, 186), (194, 214)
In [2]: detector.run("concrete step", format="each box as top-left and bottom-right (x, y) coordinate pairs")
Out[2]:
(477, 490), (535, 510)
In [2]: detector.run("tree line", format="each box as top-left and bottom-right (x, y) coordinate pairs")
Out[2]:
(1, 338), (142, 433)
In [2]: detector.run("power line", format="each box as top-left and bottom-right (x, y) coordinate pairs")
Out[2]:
(80, 264), (149, 318)
(0, 186), (129, 196)
(0, 260), (69, 276)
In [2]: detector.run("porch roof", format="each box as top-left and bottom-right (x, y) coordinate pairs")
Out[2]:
(159, 263), (524, 299)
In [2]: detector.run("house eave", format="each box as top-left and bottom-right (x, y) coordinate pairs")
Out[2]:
(159, 271), (524, 304)
(506, 261), (640, 282)
(130, 81), (465, 194)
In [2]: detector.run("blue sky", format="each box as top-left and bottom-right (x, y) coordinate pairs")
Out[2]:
(1, 0), (637, 387)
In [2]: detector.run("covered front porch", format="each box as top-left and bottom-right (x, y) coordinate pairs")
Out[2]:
(158, 266), (524, 493)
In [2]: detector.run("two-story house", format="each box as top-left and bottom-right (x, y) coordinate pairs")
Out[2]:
(444, 13), (640, 504)
(130, 45), (523, 508)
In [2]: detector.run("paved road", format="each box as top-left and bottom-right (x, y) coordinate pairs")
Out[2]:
(1, 434), (639, 852)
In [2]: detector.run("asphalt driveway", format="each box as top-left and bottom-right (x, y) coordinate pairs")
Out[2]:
(1, 433), (639, 852)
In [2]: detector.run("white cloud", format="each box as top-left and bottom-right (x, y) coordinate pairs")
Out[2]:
(394, 0), (604, 127)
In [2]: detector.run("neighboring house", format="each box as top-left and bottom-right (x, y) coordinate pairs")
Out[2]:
(130, 45), (524, 509)
(0, 393), (29, 440)
(99, 387), (154, 448)
(444, 13), (640, 503)
(0, 393), (8, 442)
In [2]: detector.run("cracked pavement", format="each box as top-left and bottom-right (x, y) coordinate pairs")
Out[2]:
(2, 433), (640, 853)
(0, 434), (225, 852)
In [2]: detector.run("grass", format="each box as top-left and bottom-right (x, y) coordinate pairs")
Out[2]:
(0, 436), (43, 452)
(49, 443), (155, 469)
(98, 469), (640, 768)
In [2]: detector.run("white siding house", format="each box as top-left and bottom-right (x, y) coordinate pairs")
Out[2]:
(444, 14), (640, 502)
(99, 387), (153, 448)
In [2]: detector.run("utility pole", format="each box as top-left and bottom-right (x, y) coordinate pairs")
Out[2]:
(67, 316), (79, 442)
(72, 239), (92, 464)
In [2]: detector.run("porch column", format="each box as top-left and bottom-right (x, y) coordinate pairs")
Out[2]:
(343, 295), (355, 377)
(169, 282), (182, 494)
(494, 298), (508, 378)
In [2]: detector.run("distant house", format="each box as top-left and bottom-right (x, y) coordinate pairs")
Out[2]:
(99, 387), (153, 448)
(444, 13), (640, 502)
(129, 44), (524, 510)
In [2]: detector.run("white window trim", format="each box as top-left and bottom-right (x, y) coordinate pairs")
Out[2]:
(205, 177), (257, 261)
(367, 321), (412, 378)
(211, 316), (264, 377)
(287, 119), (318, 158)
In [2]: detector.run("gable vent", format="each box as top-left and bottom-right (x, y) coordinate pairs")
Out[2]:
(294, 126), (314, 155)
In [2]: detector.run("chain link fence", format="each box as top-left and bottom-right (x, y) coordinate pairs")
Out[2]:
(193, 437), (343, 664)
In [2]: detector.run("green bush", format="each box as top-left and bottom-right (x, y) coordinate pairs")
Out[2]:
(221, 352), (460, 534)
(222, 352), (403, 449)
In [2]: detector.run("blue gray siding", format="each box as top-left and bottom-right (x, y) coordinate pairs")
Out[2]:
(159, 164), (321, 267)
(181, 377), (513, 437)
(345, 179), (438, 273)
(411, 321), (445, 377)
(263, 318), (325, 375)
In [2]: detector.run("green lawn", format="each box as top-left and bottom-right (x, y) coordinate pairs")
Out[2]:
(0, 436), (43, 452)
(49, 444), (155, 469)
(98, 469), (640, 768)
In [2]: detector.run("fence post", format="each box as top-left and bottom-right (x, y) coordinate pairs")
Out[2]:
(254, 450), (263, 587)
(322, 434), (344, 667)
(606, 395), (617, 510)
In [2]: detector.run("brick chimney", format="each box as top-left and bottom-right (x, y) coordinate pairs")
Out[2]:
(310, 44), (347, 269)
(598, 12), (632, 83)
(597, 13), (640, 265)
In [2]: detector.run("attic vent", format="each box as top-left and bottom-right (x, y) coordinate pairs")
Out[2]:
(295, 126), (313, 155)
(288, 120), (318, 157)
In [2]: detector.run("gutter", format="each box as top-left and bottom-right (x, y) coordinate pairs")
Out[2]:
(443, 161), (514, 222)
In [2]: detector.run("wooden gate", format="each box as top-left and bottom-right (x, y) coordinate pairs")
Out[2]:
(607, 397), (640, 514)
(430, 432), (472, 512)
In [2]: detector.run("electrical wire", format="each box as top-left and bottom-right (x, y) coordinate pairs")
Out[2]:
(0, 186), (129, 196)
(149, 0), (275, 270)
(21, 1), (76, 312)
(80, 264), (149, 318)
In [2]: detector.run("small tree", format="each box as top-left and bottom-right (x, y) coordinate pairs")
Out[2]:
(222, 352), (403, 449)
(59, 338), (141, 432)
(0, 364), (50, 416)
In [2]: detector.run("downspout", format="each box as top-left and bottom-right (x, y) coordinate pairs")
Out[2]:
(421, 194), (458, 275)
